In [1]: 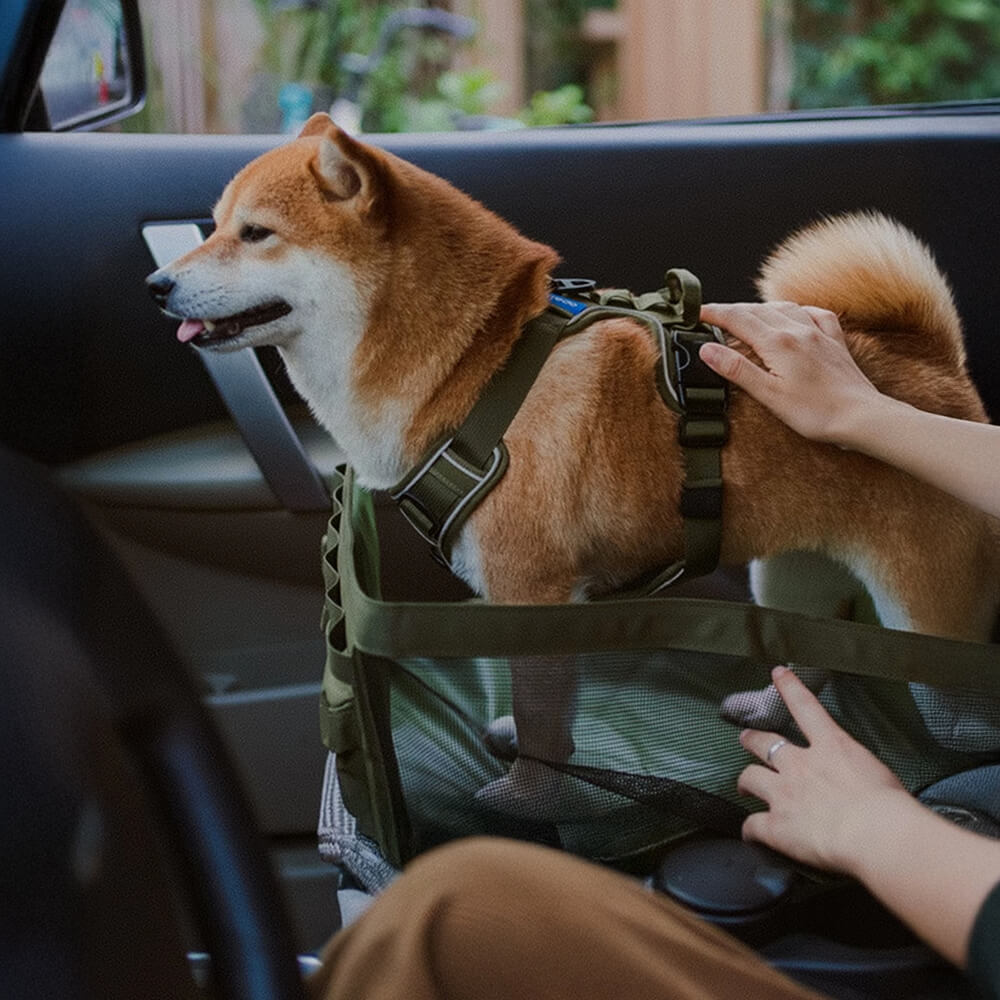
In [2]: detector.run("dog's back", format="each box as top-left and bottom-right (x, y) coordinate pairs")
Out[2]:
(472, 210), (1000, 637)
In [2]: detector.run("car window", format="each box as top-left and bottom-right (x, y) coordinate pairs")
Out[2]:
(105, 0), (1000, 135)
(773, 0), (1000, 110)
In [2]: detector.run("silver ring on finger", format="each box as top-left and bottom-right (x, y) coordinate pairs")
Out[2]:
(765, 738), (788, 768)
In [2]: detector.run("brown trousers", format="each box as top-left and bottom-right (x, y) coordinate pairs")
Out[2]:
(307, 837), (827, 1000)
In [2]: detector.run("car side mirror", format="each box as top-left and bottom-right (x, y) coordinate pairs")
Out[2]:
(37, 0), (145, 131)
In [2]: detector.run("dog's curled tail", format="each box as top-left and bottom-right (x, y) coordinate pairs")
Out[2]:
(757, 211), (965, 368)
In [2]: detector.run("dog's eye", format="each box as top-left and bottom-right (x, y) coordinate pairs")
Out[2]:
(240, 224), (273, 243)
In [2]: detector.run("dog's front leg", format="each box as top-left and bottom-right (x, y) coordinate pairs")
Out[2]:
(477, 653), (581, 823)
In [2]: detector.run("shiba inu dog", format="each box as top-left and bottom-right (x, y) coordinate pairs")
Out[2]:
(147, 114), (999, 815)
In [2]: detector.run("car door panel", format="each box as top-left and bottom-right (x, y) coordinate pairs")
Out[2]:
(0, 132), (278, 462)
(4, 117), (1000, 466)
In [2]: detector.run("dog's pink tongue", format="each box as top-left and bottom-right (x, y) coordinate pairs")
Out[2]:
(177, 319), (206, 343)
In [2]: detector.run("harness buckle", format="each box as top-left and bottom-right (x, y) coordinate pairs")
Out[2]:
(549, 279), (597, 319)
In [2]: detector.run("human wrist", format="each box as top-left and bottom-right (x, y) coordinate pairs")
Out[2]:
(839, 787), (923, 883)
(824, 390), (903, 454)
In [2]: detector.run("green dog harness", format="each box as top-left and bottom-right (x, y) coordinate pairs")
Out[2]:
(389, 269), (729, 594)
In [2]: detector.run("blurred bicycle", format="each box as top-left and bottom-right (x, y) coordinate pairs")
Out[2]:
(328, 7), (477, 133)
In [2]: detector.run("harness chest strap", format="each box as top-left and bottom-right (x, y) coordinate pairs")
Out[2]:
(389, 271), (729, 593)
(389, 308), (569, 562)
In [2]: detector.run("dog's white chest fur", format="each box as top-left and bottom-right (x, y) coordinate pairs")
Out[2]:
(276, 256), (411, 490)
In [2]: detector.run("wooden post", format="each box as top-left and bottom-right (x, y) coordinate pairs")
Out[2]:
(616, 0), (764, 121)
(580, 7), (625, 122)
(207, 0), (264, 133)
(142, 0), (208, 132)
(453, 0), (526, 116)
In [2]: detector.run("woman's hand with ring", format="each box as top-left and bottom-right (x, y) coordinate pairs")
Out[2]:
(737, 666), (908, 875)
(765, 738), (787, 767)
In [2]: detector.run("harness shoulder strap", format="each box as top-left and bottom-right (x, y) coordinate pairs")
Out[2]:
(390, 308), (569, 564)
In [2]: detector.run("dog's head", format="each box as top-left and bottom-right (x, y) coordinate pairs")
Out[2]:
(146, 114), (388, 354)
(146, 114), (559, 484)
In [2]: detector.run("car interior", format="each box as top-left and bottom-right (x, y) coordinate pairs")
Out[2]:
(2, 1), (999, 998)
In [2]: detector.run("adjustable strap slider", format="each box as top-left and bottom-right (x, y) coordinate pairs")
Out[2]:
(391, 438), (509, 563)
(673, 325), (728, 448)
(678, 413), (728, 448)
(672, 328), (727, 401)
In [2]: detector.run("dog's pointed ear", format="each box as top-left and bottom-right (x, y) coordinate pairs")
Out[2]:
(298, 112), (336, 139)
(302, 114), (382, 208)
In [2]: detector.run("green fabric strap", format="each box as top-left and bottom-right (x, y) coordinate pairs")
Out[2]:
(675, 326), (728, 582)
(322, 468), (1000, 862)
(389, 308), (569, 563)
(564, 270), (728, 593)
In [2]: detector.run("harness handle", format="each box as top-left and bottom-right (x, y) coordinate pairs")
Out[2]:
(664, 268), (703, 327)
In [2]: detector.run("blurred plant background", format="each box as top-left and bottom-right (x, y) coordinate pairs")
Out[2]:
(772, 0), (1000, 109)
(130, 0), (1000, 134)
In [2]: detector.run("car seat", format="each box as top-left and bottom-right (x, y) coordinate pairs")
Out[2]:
(0, 446), (307, 1000)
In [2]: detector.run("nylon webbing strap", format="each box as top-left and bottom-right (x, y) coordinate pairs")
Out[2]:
(567, 270), (728, 596)
(390, 308), (569, 563)
(675, 326), (728, 581)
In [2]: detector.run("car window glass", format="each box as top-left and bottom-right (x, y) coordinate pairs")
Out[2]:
(120, 0), (1000, 135)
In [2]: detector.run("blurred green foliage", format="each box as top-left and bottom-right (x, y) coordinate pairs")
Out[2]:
(129, 1), (1000, 134)
(785, 0), (1000, 107)
(519, 83), (593, 125)
(250, 0), (594, 132)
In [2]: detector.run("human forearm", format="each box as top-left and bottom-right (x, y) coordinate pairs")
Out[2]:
(834, 392), (1000, 520)
(842, 787), (1000, 968)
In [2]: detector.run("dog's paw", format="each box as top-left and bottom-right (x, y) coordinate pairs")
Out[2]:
(476, 758), (560, 821)
(722, 668), (829, 732)
(475, 758), (614, 824)
(720, 684), (794, 731)
(482, 714), (519, 762)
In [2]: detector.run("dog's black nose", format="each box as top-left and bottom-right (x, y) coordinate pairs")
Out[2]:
(146, 272), (175, 308)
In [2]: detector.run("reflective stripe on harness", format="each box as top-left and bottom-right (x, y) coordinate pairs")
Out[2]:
(390, 308), (569, 564)
(390, 437), (508, 560)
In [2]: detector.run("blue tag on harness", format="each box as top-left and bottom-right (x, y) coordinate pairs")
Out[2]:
(549, 293), (590, 318)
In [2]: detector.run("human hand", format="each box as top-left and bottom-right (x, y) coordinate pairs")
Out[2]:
(737, 666), (908, 875)
(698, 302), (882, 447)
